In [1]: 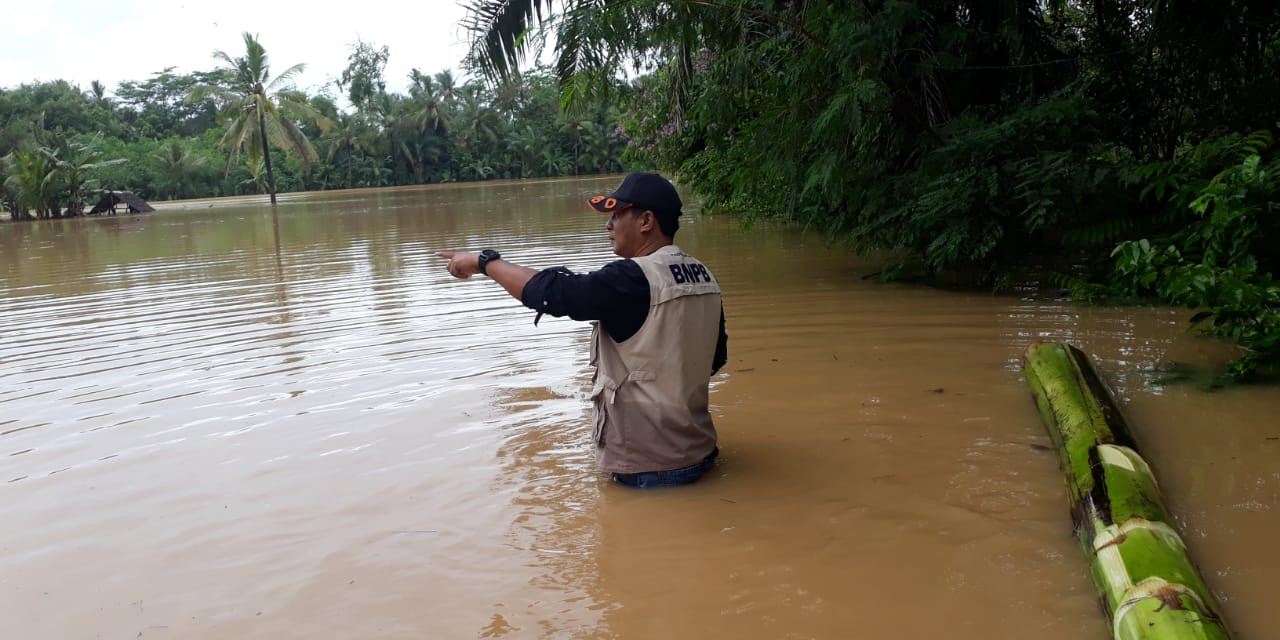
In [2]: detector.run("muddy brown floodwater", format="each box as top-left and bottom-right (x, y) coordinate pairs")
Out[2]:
(2, 177), (1277, 639)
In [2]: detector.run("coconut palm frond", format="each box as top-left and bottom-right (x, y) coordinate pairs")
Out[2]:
(277, 116), (320, 167)
(219, 114), (252, 174)
(462, 0), (684, 111)
(211, 49), (239, 71)
(462, 0), (559, 82)
(245, 124), (265, 175)
(278, 90), (331, 136)
(275, 89), (309, 106)
(188, 83), (238, 110)
(554, 3), (632, 112)
(240, 32), (269, 79)
(267, 63), (308, 92)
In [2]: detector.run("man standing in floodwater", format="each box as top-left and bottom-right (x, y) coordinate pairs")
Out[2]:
(436, 172), (728, 488)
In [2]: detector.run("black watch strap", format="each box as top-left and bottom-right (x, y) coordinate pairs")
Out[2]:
(477, 249), (501, 275)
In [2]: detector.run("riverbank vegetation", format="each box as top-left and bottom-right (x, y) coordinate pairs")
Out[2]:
(462, 0), (1279, 381)
(2, 4), (1276, 380)
(0, 34), (629, 218)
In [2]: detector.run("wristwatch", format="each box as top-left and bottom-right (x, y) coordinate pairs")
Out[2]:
(477, 249), (501, 276)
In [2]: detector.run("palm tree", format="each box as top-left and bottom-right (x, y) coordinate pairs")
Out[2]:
(507, 125), (546, 177)
(408, 72), (450, 136)
(2, 147), (56, 220)
(539, 147), (571, 176)
(405, 133), (447, 183)
(557, 116), (591, 173)
(454, 84), (500, 159)
(377, 95), (432, 184)
(241, 158), (268, 194)
(461, 157), (495, 180)
(577, 120), (621, 174)
(461, 1), (805, 87)
(323, 113), (379, 188)
(199, 32), (324, 205)
(42, 132), (127, 215)
(461, 1), (642, 98)
(408, 68), (435, 99)
(404, 71), (460, 182)
(87, 80), (110, 105)
(150, 140), (209, 200)
(434, 69), (461, 109)
(491, 77), (527, 120)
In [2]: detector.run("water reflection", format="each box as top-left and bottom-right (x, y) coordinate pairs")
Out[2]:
(490, 383), (605, 636)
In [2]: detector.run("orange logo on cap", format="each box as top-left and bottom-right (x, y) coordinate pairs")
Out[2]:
(590, 196), (604, 204)
(604, 198), (617, 209)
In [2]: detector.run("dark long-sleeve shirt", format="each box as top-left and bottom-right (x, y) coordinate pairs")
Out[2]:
(520, 259), (728, 374)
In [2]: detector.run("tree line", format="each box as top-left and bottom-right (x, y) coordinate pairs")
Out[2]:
(462, 0), (1279, 381)
(0, 33), (629, 217)
(3, 4), (1276, 380)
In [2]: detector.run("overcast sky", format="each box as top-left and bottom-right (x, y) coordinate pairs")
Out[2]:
(0, 0), (479, 98)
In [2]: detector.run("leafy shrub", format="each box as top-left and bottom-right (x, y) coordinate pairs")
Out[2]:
(1111, 130), (1280, 381)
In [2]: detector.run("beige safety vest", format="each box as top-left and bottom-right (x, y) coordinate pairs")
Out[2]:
(588, 244), (722, 473)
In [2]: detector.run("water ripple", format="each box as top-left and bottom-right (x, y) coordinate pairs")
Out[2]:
(4, 180), (1275, 640)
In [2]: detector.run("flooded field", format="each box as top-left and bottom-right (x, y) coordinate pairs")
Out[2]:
(2, 177), (1276, 638)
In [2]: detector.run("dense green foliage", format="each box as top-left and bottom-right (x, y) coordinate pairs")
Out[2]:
(1110, 132), (1280, 382)
(0, 37), (628, 218)
(465, 0), (1279, 380)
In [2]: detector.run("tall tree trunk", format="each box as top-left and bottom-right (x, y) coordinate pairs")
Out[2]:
(258, 102), (278, 206)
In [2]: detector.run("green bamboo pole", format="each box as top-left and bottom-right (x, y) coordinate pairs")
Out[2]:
(1022, 342), (1231, 640)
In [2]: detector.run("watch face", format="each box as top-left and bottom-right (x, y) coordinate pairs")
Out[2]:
(479, 250), (499, 274)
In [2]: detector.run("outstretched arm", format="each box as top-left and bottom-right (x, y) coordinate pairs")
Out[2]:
(436, 251), (537, 302)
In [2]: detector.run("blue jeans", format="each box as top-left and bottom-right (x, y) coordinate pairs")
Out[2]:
(612, 447), (719, 489)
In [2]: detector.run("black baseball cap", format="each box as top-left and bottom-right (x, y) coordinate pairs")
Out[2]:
(588, 172), (683, 220)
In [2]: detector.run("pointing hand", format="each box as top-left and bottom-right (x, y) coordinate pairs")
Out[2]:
(435, 251), (481, 279)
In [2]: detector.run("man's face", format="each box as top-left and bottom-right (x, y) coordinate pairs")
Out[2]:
(606, 207), (645, 258)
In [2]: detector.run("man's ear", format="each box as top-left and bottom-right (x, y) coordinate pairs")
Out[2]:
(639, 210), (656, 232)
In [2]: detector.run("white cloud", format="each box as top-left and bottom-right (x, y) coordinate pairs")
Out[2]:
(0, 0), (474, 98)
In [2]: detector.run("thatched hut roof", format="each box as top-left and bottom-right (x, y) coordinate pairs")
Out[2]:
(89, 191), (155, 214)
